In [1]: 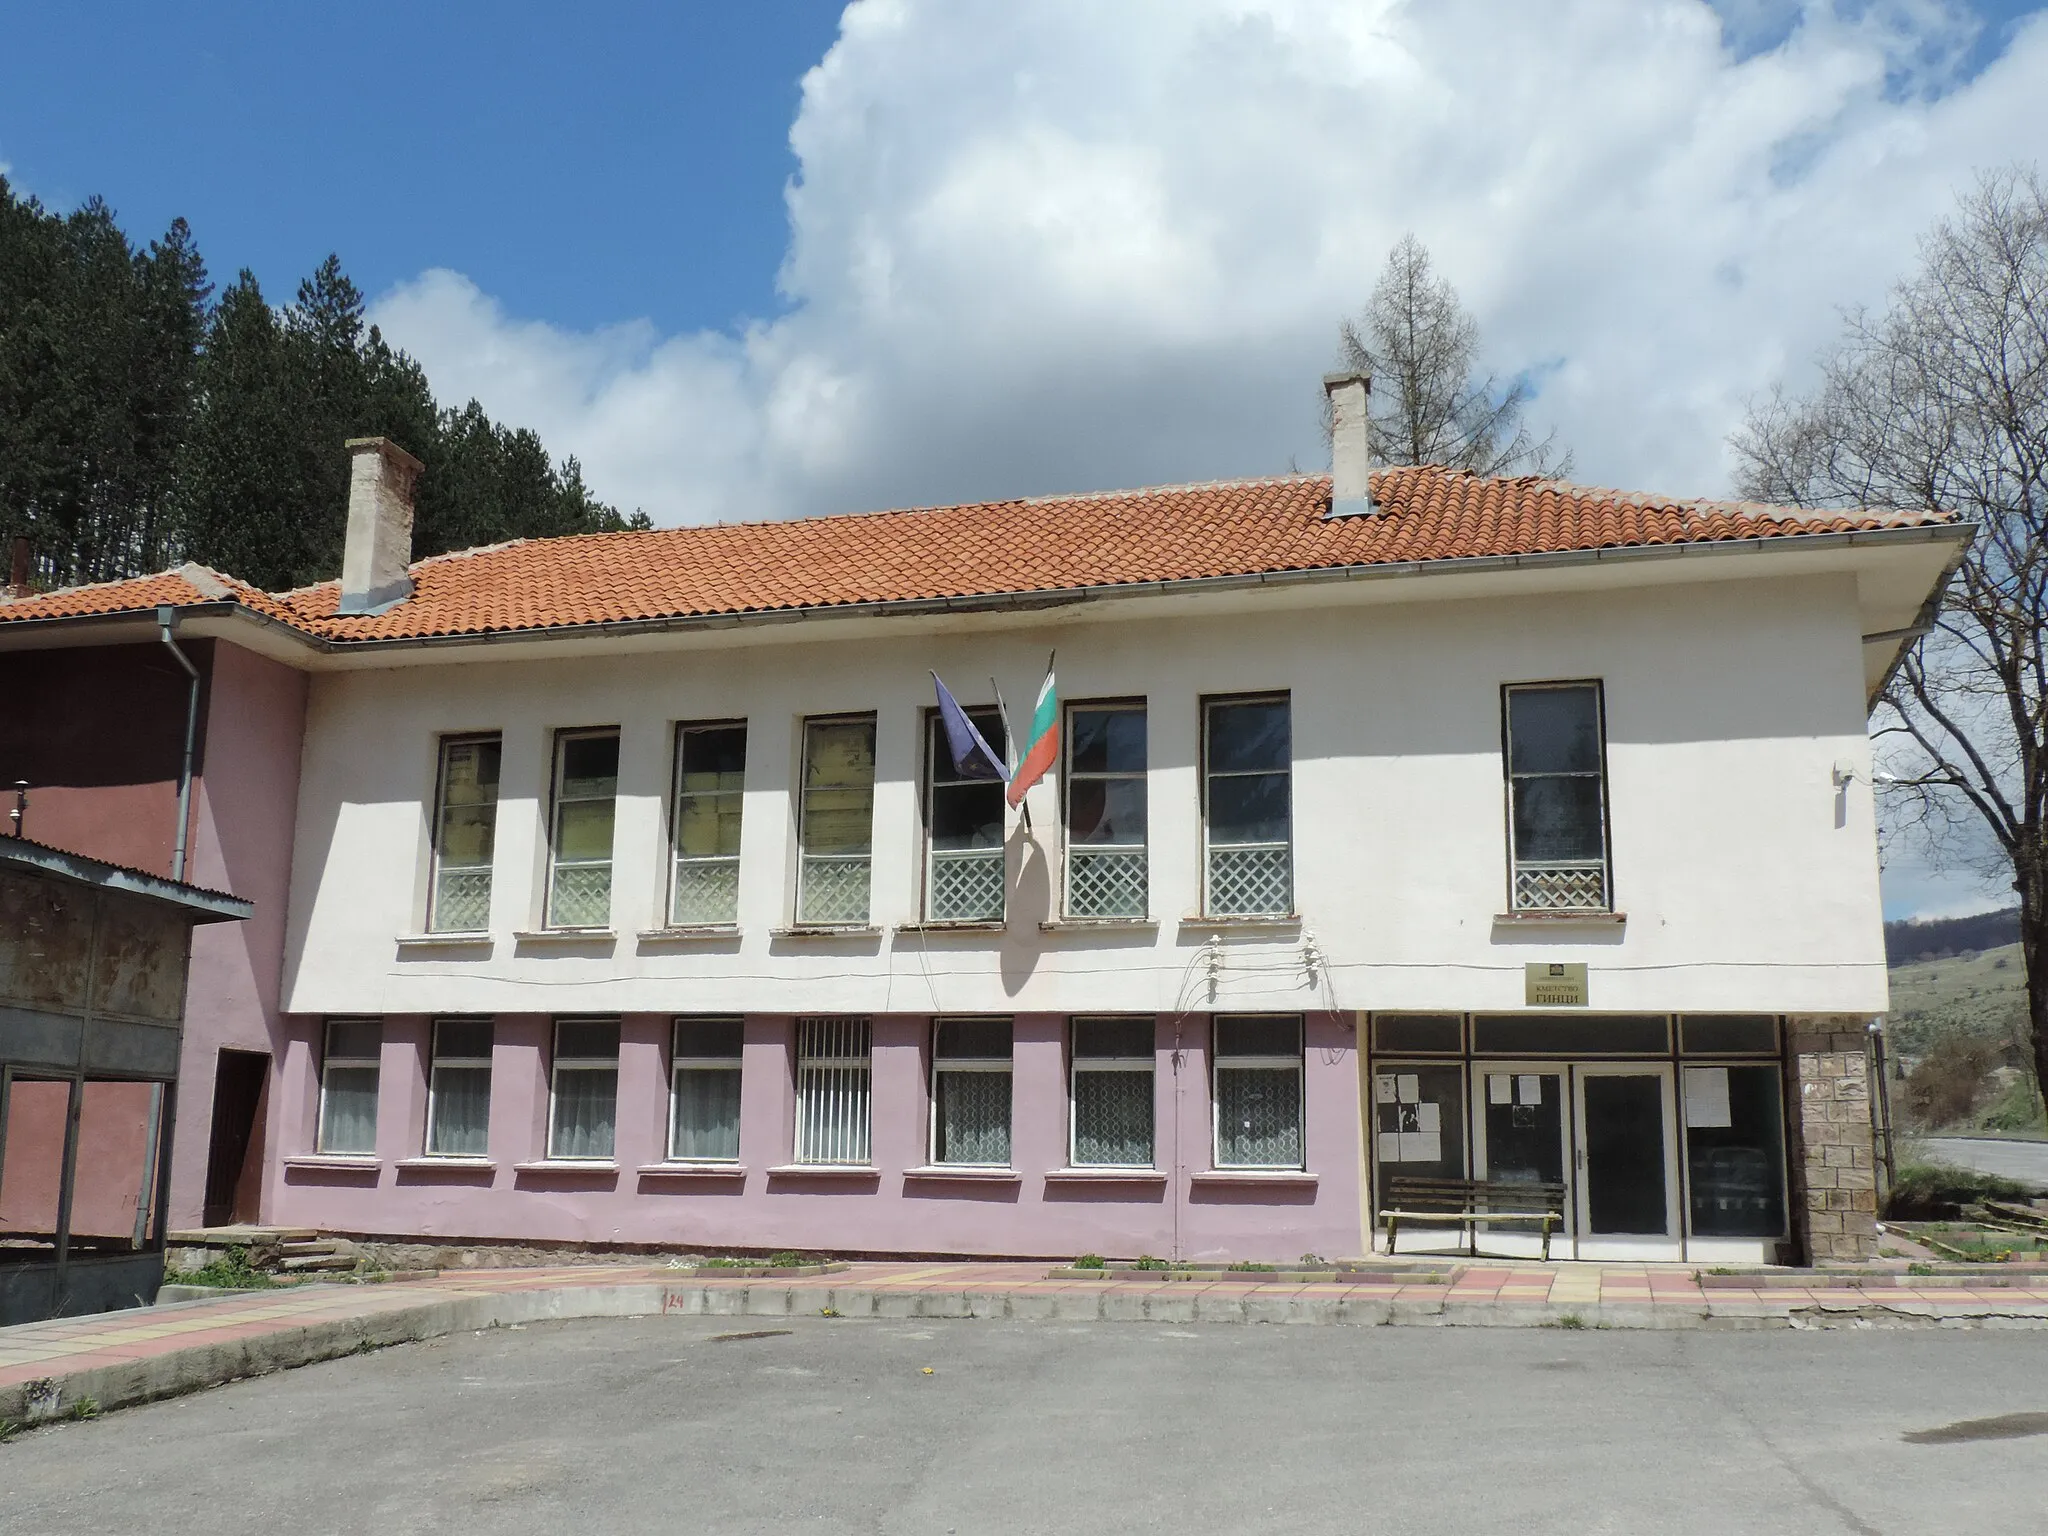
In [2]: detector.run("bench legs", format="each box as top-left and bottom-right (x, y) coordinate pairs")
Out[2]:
(1385, 1214), (1399, 1256)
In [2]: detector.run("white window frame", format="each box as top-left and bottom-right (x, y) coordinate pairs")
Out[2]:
(1062, 701), (1148, 920)
(668, 1016), (744, 1164)
(426, 734), (501, 934)
(795, 715), (877, 926)
(545, 727), (620, 931)
(928, 1018), (1014, 1168)
(424, 1018), (493, 1158)
(669, 721), (747, 927)
(546, 1017), (620, 1161)
(794, 1016), (872, 1165)
(1211, 1014), (1305, 1171)
(316, 1018), (381, 1156)
(922, 707), (1007, 923)
(1068, 1016), (1156, 1169)
(1503, 680), (1612, 912)
(1201, 694), (1293, 918)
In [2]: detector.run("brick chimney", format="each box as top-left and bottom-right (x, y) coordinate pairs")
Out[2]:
(1323, 371), (1375, 517)
(339, 437), (423, 615)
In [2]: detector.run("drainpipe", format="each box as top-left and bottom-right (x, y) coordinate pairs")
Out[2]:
(157, 605), (200, 882)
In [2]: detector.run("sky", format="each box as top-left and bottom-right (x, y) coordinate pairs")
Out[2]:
(4, 0), (2044, 921)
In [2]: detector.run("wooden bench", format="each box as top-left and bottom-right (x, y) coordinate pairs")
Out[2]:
(1382, 1176), (1568, 1260)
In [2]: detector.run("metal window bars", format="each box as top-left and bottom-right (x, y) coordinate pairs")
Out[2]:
(1512, 861), (1610, 911)
(794, 1016), (872, 1164)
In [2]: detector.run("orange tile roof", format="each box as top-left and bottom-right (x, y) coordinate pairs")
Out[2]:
(0, 467), (1956, 647)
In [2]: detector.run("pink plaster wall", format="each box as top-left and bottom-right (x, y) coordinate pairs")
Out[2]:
(269, 1011), (1364, 1262)
(176, 641), (308, 1229)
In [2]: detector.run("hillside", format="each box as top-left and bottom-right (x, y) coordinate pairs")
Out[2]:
(1885, 907), (2020, 964)
(1886, 941), (2043, 1134)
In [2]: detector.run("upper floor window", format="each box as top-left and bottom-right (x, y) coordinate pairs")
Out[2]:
(425, 1019), (492, 1157)
(1203, 695), (1292, 917)
(427, 735), (500, 932)
(547, 729), (619, 929)
(1064, 703), (1147, 919)
(924, 707), (1007, 922)
(670, 1017), (744, 1162)
(797, 716), (876, 925)
(930, 1018), (1013, 1167)
(671, 722), (747, 926)
(1504, 682), (1609, 911)
(317, 1018), (381, 1155)
(548, 1018), (619, 1161)
(1212, 1014), (1303, 1170)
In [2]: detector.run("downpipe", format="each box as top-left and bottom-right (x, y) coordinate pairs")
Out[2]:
(156, 605), (200, 882)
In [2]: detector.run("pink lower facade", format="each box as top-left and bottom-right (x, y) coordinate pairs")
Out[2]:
(264, 1012), (1364, 1263)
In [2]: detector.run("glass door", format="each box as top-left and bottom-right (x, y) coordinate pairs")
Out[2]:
(1470, 1067), (1567, 1258)
(1571, 1066), (1680, 1260)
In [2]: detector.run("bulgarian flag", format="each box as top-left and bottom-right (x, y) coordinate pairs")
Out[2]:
(1006, 658), (1058, 809)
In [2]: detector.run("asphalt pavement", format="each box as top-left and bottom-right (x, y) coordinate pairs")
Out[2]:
(4, 1315), (2046, 1534)
(1920, 1135), (2048, 1188)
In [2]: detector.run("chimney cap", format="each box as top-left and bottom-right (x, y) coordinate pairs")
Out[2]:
(1322, 370), (1372, 392)
(345, 436), (425, 474)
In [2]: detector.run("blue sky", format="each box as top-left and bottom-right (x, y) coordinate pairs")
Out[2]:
(5, 1), (2046, 919)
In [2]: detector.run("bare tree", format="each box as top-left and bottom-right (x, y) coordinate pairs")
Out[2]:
(1339, 234), (1571, 477)
(1732, 166), (2048, 1104)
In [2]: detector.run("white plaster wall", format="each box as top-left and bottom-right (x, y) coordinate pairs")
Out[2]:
(279, 570), (1887, 1019)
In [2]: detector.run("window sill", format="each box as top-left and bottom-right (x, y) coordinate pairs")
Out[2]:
(637, 1162), (747, 1178)
(902, 1165), (1021, 1183)
(1043, 1167), (1167, 1184)
(894, 920), (1006, 934)
(636, 924), (742, 944)
(770, 924), (882, 938)
(511, 928), (617, 946)
(1493, 910), (1627, 927)
(1039, 918), (1157, 932)
(512, 1159), (620, 1173)
(283, 1154), (380, 1172)
(1177, 914), (1300, 934)
(765, 1163), (881, 1179)
(394, 931), (493, 951)
(395, 1156), (495, 1171)
(1188, 1169), (1317, 1188)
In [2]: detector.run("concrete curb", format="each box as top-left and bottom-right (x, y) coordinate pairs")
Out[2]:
(11, 1278), (2048, 1423)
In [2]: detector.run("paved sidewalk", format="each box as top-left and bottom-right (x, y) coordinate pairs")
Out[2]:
(7, 1259), (2048, 1424)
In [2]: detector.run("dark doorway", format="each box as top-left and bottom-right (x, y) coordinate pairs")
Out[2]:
(1582, 1073), (1668, 1235)
(202, 1050), (269, 1227)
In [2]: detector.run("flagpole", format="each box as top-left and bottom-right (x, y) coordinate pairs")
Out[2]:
(990, 675), (1032, 833)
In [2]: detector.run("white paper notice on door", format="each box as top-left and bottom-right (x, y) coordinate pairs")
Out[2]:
(1685, 1066), (1733, 1128)
(1516, 1074), (1542, 1106)
(1375, 1074), (1397, 1104)
(1377, 1131), (1402, 1163)
(1488, 1074), (1511, 1105)
(1398, 1131), (1442, 1163)
(1397, 1074), (1420, 1104)
(1417, 1102), (1441, 1134)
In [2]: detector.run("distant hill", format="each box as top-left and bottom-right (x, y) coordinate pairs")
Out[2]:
(1885, 907), (2020, 966)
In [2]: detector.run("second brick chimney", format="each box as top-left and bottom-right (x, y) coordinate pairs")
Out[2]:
(339, 437), (424, 615)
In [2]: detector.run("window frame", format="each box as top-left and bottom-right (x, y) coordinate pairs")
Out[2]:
(1068, 1016), (1156, 1169)
(927, 1017), (1015, 1168)
(668, 720), (749, 928)
(793, 1016), (873, 1165)
(1200, 693), (1294, 918)
(545, 726), (621, 931)
(1210, 1013), (1306, 1171)
(425, 733), (502, 934)
(921, 705), (1009, 923)
(1062, 699), (1149, 920)
(795, 713), (879, 927)
(424, 1018), (493, 1159)
(316, 1018), (382, 1156)
(668, 1016), (745, 1164)
(545, 1017), (621, 1162)
(1501, 680), (1613, 913)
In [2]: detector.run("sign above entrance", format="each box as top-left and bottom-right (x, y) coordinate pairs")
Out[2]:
(1525, 962), (1588, 1007)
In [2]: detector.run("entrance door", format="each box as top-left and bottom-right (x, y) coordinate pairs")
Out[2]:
(202, 1051), (269, 1227)
(1571, 1066), (1680, 1260)
(1470, 1067), (1567, 1258)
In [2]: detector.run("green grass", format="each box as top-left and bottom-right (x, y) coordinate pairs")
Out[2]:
(173, 1245), (276, 1290)
(1071, 1254), (1106, 1269)
(1885, 1160), (2038, 1219)
(1886, 943), (2047, 1136)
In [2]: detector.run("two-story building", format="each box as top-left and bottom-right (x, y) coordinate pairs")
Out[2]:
(0, 375), (1966, 1266)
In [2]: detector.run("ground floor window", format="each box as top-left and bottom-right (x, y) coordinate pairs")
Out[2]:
(427, 1019), (493, 1157)
(671, 1017), (744, 1162)
(548, 1018), (620, 1160)
(795, 1016), (872, 1165)
(930, 1018), (1012, 1166)
(1683, 1064), (1787, 1238)
(1213, 1015), (1303, 1169)
(317, 1019), (381, 1155)
(1371, 1062), (1466, 1208)
(1071, 1017), (1155, 1167)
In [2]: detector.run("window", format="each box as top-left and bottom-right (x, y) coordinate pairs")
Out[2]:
(427, 735), (501, 932)
(671, 723), (747, 926)
(1212, 1015), (1303, 1168)
(317, 1019), (381, 1155)
(547, 1018), (619, 1160)
(797, 717), (876, 925)
(1203, 696), (1292, 917)
(1065, 703), (1147, 918)
(0, 1075), (72, 1258)
(794, 1016), (871, 1164)
(1684, 1065), (1787, 1238)
(670, 1017), (744, 1162)
(1070, 1017), (1154, 1167)
(1504, 682), (1609, 910)
(426, 1019), (492, 1157)
(547, 729), (620, 929)
(924, 708), (1008, 922)
(930, 1019), (1012, 1165)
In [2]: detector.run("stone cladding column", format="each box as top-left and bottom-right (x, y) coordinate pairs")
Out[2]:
(1785, 1016), (1880, 1263)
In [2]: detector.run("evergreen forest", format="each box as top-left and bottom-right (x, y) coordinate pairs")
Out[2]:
(0, 178), (647, 594)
